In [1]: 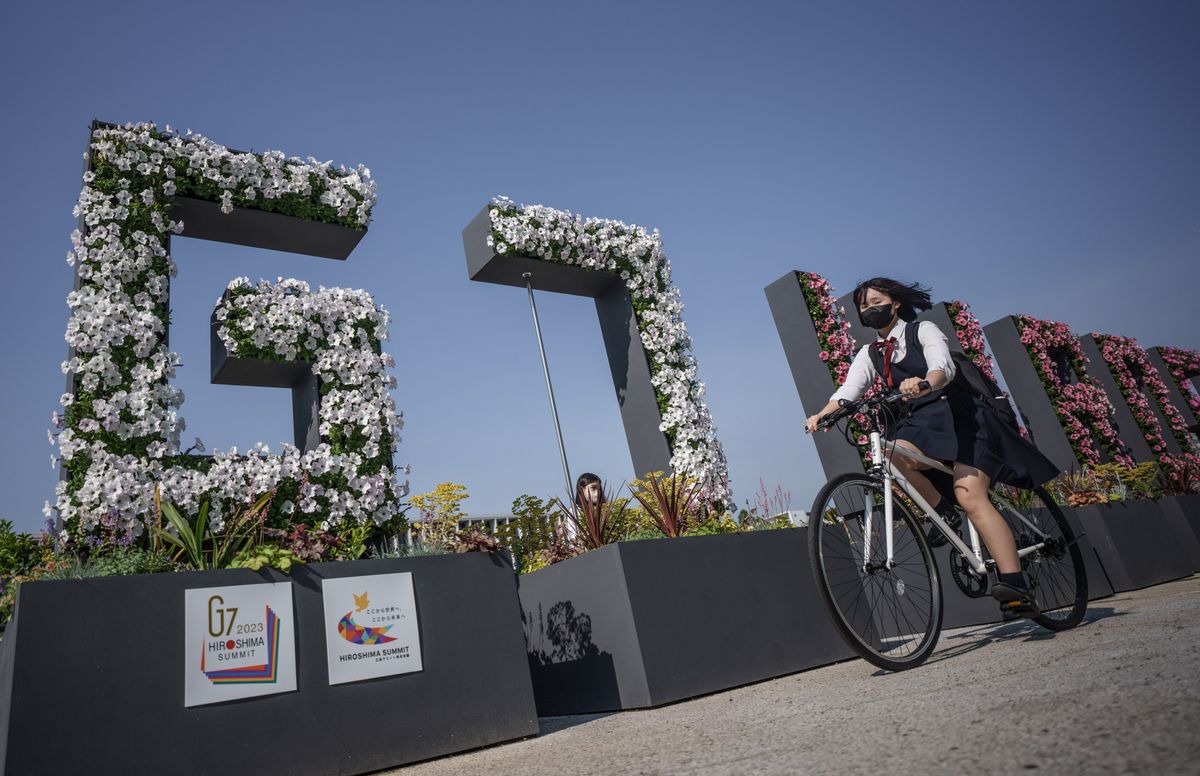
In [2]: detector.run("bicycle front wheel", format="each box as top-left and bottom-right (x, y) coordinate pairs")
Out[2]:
(809, 473), (943, 671)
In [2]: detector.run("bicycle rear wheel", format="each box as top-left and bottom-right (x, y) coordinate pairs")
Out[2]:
(992, 486), (1088, 631)
(809, 473), (943, 671)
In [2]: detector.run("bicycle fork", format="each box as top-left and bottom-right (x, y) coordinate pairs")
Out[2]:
(863, 433), (894, 571)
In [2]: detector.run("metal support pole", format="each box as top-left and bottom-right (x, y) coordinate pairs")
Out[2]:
(523, 273), (575, 509)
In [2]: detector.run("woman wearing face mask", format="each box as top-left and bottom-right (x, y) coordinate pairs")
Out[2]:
(575, 472), (604, 510)
(805, 277), (1058, 617)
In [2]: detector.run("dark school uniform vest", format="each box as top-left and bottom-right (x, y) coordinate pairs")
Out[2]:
(866, 320), (959, 463)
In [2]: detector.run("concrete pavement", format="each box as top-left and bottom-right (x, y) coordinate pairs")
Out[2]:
(387, 575), (1200, 775)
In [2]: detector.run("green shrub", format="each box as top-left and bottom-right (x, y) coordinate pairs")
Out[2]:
(0, 520), (46, 579)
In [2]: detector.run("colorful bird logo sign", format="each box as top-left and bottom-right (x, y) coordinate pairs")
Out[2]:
(338, 590), (397, 645)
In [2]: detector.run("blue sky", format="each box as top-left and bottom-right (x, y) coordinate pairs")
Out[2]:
(1, 1), (1197, 534)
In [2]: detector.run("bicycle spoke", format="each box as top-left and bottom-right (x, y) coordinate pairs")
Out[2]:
(811, 475), (941, 667)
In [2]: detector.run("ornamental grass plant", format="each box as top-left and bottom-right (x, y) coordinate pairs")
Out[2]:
(553, 482), (631, 551)
(630, 470), (704, 538)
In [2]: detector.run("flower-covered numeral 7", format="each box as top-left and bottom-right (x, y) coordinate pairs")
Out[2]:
(50, 122), (401, 542)
(478, 197), (729, 507)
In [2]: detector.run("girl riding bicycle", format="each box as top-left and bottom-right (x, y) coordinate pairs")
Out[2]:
(805, 277), (1060, 617)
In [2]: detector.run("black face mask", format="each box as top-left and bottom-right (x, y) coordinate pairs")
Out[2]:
(859, 303), (897, 330)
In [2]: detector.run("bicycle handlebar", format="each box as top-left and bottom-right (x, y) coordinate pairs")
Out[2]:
(809, 380), (931, 432)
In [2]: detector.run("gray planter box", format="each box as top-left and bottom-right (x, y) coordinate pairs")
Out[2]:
(1153, 495), (1200, 572)
(1048, 505), (1116, 601)
(0, 553), (537, 776)
(1070, 500), (1193, 593)
(764, 272), (866, 479)
(171, 196), (366, 260)
(519, 529), (853, 716)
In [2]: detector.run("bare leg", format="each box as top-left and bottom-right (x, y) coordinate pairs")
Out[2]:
(888, 439), (944, 507)
(952, 463), (1020, 574)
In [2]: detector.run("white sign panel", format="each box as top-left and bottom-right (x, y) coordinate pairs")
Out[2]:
(321, 572), (423, 685)
(183, 582), (297, 707)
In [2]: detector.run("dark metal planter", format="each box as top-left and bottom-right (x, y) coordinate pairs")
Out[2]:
(763, 272), (866, 479)
(171, 196), (366, 260)
(1047, 506), (1116, 601)
(1153, 495), (1200, 572)
(1070, 501), (1193, 593)
(519, 529), (853, 716)
(0, 553), (537, 776)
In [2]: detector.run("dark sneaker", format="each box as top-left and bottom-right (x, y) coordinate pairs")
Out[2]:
(926, 510), (963, 548)
(991, 582), (1039, 618)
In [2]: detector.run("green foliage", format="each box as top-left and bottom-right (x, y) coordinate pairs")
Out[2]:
(332, 522), (373, 560)
(1092, 462), (1160, 500)
(494, 495), (565, 574)
(409, 482), (469, 551)
(1048, 461), (1164, 506)
(152, 491), (272, 570)
(87, 548), (176, 576)
(368, 535), (451, 559)
(738, 511), (795, 532)
(0, 520), (47, 580)
(630, 470), (704, 537)
(606, 498), (658, 541)
(230, 545), (304, 572)
(0, 546), (176, 625)
(619, 528), (666, 543)
(682, 515), (743, 536)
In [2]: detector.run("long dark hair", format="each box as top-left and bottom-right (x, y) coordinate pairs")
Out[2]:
(852, 277), (932, 324)
(575, 472), (604, 507)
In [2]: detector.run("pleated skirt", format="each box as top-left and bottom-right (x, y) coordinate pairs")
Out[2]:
(886, 391), (1059, 490)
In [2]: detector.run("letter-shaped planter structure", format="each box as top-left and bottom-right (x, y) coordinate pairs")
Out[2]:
(765, 271), (866, 478)
(52, 121), (406, 538)
(462, 198), (729, 505)
(984, 314), (1132, 473)
(1077, 334), (1171, 461)
(25, 122), (539, 775)
(1147, 346), (1200, 437)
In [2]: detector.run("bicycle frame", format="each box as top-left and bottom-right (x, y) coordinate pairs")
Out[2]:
(868, 431), (1050, 576)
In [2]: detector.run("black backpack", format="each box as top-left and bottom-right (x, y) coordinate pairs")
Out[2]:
(947, 351), (1023, 434)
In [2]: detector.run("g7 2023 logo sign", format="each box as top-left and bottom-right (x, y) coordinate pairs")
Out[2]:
(184, 582), (296, 707)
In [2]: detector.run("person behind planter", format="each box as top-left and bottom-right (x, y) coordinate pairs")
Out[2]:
(575, 472), (604, 511)
(805, 277), (1059, 617)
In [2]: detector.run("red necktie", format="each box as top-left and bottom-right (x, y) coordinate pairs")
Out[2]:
(873, 337), (897, 387)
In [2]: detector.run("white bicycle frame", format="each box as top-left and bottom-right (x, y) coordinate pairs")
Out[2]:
(866, 430), (1050, 575)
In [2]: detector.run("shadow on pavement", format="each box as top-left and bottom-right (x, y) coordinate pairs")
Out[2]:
(872, 606), (1126, 674)
(537, 712), (617, 736)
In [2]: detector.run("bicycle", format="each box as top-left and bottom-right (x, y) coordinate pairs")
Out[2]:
(806, 383), (1088, 671)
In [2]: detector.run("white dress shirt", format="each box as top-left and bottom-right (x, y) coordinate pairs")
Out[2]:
(829, 318), (956, 403)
